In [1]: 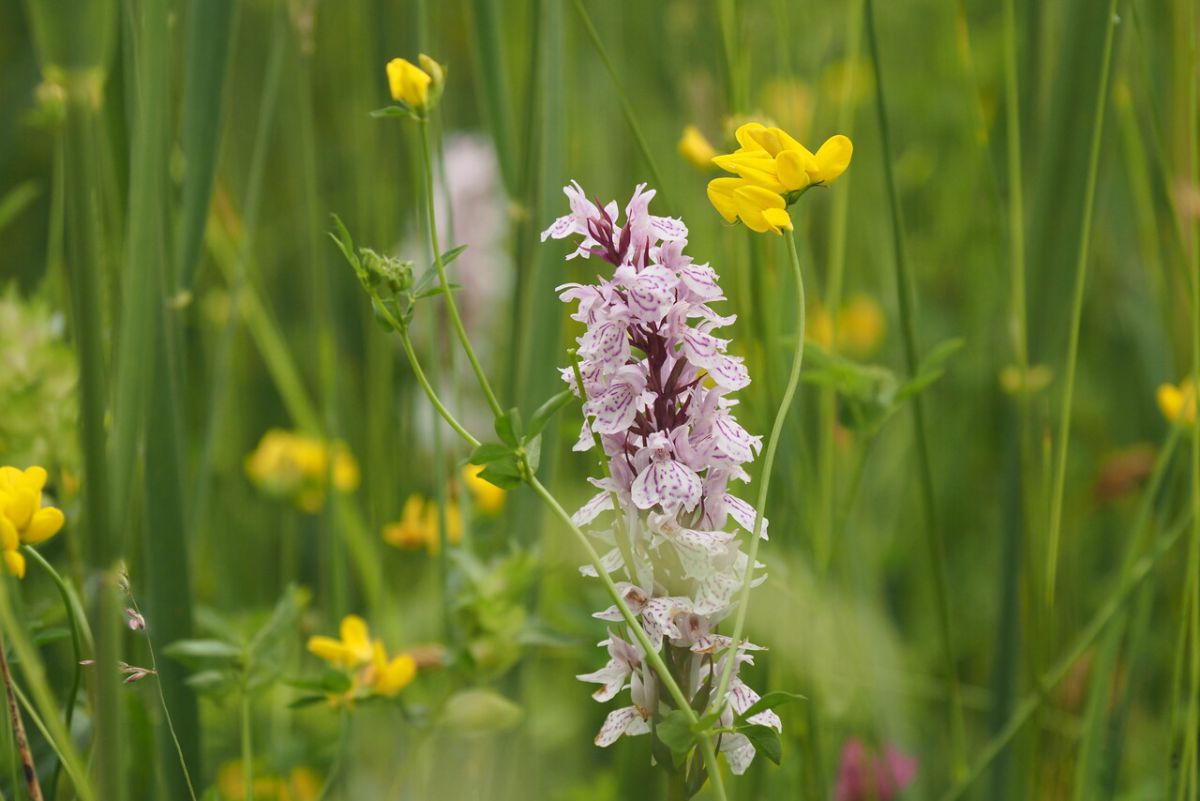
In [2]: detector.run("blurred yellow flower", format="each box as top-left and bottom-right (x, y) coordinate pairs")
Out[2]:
(999, 364), (1053, 396)
(1158, 378), (1196, 426)
(709, 122), (851, 235)
(386, 54), (444, 113)
(307, 615), (418, 703)
(838, 295), (886, 358)
(805, 296), (884, 357)
(306, 614), (374, 669)
(244, 429), (359, 513)
(366, 641), (417, 697)
(0, 465), (65, 579)
(462, 464), (505, 515)
(382, 494), (462, 553)
(217, 762), (321, 801)
(678, 125), (718, 170)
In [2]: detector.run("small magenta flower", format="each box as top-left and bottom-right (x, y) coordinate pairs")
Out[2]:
(835, 738), (919, 801)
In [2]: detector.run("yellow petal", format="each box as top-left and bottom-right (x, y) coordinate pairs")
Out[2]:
(386, 58), (431, 108)
(4, 550), (25, 579)
(775, 149), (816, 192)
(0, 516), (18, 552)
(5, 489), (35, 531)
(417, 54), (444, 89)
(372, 653), (417, 696)
(306, 636), (352, 665)
(20, 467), (48, 493)
(733, 122), (770, 152)
(1158, 384), (1183, 423)
(339, 615), (373, 661)
(732, 184), (787, 234)
(22, 506), (64, 545)
(810, 135), (853, 184)
(706, 177), (744, 223)
(761, 207), (794, 234)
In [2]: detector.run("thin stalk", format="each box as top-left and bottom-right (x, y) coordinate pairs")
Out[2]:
(817, 0), (865, 572)
(1183, 0), (1200, 788)
(527, 476), (727, 801)
(1043, 0), (1121, 605)
(24, 547), (88, 801)
(396, 326), (481, 448)
(712, 229), (806, 719)
(864, 0), (967, 774)
(940, 508), (1193, 801)
(717, 0), (742, 112)
(241, 691), (253, 801)
(417, 121), (503, 419)
(0, 633), (43, 801)
(570, 0), (672, 211)
(125, 593), (198, 801)
(1002, 0), (1029, 384)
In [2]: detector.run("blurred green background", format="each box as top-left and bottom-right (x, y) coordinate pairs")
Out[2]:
(0, 0), (1198, 798)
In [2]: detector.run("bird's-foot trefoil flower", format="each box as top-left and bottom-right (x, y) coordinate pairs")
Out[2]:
(385, 54), (444, 117)
(307, 615), (418, 704)
(678, 125), (719, 171)
(708, 122), (853, 235)
(544, 181), (774, 774)
(0, 465), (65, 578)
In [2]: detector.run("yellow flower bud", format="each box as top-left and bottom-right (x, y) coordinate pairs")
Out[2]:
(678, 125), (718, 170)
(386, 57), (432, 109)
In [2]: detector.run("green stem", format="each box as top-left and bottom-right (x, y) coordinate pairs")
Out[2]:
(864, 0), (967, 775)
(1043, 0), (1121, 606)
(570, 0), (672, 210)
(417, 121), (504, 419)
(711, 229), (806, 721)
(526, 476), (727, 801)
(940, 507), (1192, 801)
(23, 548), (88, 801)
(396, 326), (481, 449)
(1184, 3), (1200, 798)
(126, 594), (199, 801)
(241, 689), (253, 801)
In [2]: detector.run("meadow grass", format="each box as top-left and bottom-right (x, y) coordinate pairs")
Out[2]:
(0, 0), (1198, 799)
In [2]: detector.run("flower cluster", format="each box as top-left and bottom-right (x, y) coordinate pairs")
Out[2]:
(0, 465), (65, 578)
(244, 429), (360, 513)
(383, 494), (462, 553)
(307, 615), (417, 704)
(708, 122), (852, 234)
(543, 182), (779, 773)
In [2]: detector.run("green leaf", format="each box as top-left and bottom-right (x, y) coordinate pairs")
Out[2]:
(736, 690), (803, 723)
(527, 389), (573, 439)
(478, 457), (524, 490)
(440, 689), (524, 733)
(495, 409), (523, 447)
(740, 724), (782, 765)
(413, 281), (462, 300)
(184, 669), (235, 695)
(328, 215), (363, 278)
(369, 105), (410, 119)
(0, 181), (40, 236)
(163, 638), (241, 663)
(469, 442), (514, 465)
(522, 435), (542, 474)
(656, 709), (698, 755)
(288, 695), (328, 710)
(247, 584), (308, 660)
(439, 244), (469, 266)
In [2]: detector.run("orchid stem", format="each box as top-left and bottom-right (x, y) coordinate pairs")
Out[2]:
(711, 228), (806, 721)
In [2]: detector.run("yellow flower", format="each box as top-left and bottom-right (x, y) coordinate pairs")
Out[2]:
(837, 295), (886, 358)
(245, 430), (359, 512)
(999, 364), (1053, 396)
(462, 464), (505, 515)
(1158, 379), (1196, 426)
(709, 122), (852, 235)
(678, 125), (718, 170)
(382, 494), (462, 553)
(0, 466), (65, 579)
(307, 614), (374, 669)
(386, 54), (444, 112)
(216, 762), (321, 801)
(366, 641), (417, 697)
